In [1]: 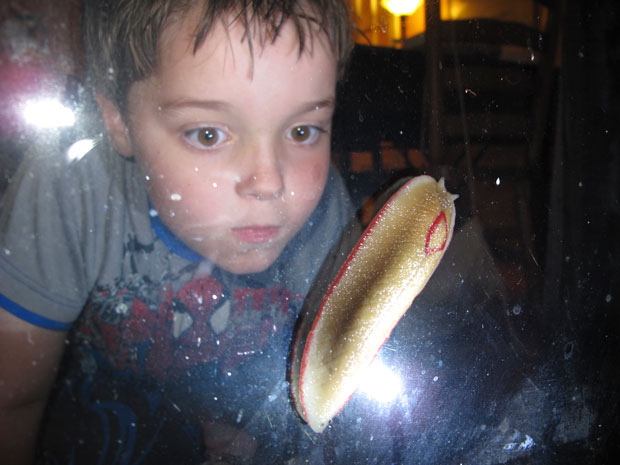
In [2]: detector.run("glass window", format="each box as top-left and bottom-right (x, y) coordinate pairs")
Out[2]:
(0, 1), (618, 464)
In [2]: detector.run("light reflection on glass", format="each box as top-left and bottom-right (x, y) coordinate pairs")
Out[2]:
(66, 138), (98, 162)
(358, 358), (403, 403)
(20, 98), (75, 129)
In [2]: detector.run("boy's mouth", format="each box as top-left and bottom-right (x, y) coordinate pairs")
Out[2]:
(232, 226), (281, 243)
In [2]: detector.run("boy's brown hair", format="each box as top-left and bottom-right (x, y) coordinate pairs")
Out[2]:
(83, 0), (353, 111)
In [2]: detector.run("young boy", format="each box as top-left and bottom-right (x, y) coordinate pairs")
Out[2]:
(0, 0), (356, 463)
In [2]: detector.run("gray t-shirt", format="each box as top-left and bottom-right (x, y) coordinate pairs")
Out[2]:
(0, 144), (358, 464)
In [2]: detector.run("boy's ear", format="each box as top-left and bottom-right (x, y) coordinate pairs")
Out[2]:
(96, 93), (133, 157)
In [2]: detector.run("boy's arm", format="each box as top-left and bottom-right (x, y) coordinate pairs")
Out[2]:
(0, 307), (67, 465)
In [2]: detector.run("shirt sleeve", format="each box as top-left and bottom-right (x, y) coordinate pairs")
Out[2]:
(0, 148), (111, 330)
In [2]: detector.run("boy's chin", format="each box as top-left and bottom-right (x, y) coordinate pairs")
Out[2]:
(212, 247), (282, 275)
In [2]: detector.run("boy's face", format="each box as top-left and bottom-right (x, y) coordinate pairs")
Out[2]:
(103, 13), (337, 274)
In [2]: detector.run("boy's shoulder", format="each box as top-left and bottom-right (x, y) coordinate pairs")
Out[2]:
(3, 138), (137, 205)
(0, 141), (154, 328)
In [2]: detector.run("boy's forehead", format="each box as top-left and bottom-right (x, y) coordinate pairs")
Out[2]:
(157, 7), (334, 76)
(129, 7), (338, 118)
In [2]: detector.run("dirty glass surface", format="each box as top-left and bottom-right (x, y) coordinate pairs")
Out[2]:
(0, 1), (618, 464)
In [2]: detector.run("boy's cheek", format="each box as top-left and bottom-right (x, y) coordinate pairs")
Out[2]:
(139, 163), (217, 210)
(297, 156), (330, 201)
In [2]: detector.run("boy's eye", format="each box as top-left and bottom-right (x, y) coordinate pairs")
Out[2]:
(287, 125), (324, 144)
(184, 127), (228, 149)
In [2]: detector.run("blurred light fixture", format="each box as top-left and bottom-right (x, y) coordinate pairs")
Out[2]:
(21, 98), (75, 129)
(381, 0), (423, 16)
(381, 0), (424, 48)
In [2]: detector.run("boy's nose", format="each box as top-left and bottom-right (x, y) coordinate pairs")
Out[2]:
(236, 144), (285, 200)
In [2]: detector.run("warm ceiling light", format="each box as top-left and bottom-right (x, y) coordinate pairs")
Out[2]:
(381, 0), (423, 16)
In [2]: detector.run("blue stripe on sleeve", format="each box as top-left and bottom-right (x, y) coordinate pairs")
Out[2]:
(0, 293), (72, 331)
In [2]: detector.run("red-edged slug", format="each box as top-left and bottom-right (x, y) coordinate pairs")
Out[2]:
(290, 175), (458, 433)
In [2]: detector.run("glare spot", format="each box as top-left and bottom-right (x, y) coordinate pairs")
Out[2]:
(495, 177), (501, 186)
(21, 98), (75, 128)
(149, 209), (158, 217)
(66, 138), (97, 162)
(212, 182), (217, 188)
(358, 359), (402, 403)
(116, 303), (129, 314)
(518, 435), (535, 451)
(145, 175), (150, 181)
(194, 167), (199, 172)
(170, 193), (182, 201)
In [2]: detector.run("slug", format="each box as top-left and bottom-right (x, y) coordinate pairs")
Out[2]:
(289, 175), (458, 433)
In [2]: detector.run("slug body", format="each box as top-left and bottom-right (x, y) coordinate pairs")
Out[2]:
(290, 175), (458, 433)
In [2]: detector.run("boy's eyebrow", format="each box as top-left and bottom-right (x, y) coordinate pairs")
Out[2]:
(159, 98), (335, 114)
(160, 100), (231, 112)
(294, 98), (336, 114)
